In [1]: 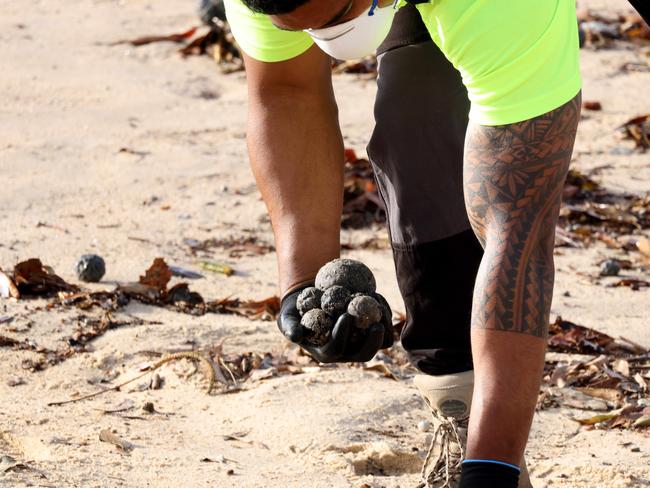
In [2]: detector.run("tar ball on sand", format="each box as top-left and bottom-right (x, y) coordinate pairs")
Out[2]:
(75, 254), (106, 283)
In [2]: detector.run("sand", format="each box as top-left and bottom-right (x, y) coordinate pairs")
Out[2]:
(0, 0), (649, 486)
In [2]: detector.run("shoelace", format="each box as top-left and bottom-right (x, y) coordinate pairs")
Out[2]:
(416, 409), (468, 488)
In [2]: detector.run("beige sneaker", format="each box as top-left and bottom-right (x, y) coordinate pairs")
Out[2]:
(414, 371), (532, 488)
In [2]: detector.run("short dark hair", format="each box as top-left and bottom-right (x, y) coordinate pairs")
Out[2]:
(241, 0), (310, 15)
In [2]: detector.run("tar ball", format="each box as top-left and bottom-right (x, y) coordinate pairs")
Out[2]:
(600, 259), (621, 277)
(315, 258), (376, 294)
(371, 292), (392, 324)
(300, 308), (334, 346)
(320, 285), (351, 317)
(296, 287), (323, 316)
(75, 254), (106, 283)
(347, 295), (382, 329)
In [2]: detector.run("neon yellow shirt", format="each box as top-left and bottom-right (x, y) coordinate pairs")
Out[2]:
(224, 0), (582, 126)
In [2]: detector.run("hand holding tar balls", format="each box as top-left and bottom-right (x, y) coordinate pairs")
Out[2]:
(277, 259), (394, 363)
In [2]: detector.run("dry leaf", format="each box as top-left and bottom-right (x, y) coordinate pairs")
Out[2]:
(167, 283), (204, 307)
(637, 237), (650, 257)
(342, 149), (386, 229)
(633, 415), (650, 428)
(139, 258), (172, 291)
(248, 368), (276, 382)
(633, 373), (648, 391)
(558, 168), (650, 252)
(99, 429), (132, 451)
(548, 317), (617, 355)
(608, 278), (650, 290)
(13, 259), (77, 296)
(582, 101), (602, 111)
(547, 387), (610, 411)
(619, 114), (650, 150)
(362, 362), (398, 381)
(613, 359), (631, 377)
(332, 56), (377, 76)
(206, 296), (280, 321)
(0, 335), (21, 347)
(117, 282), (160, 300)
(180, 21), (243, 71)
(575, 407), (625, 426)
(575, 387), (623, 404)
(184, 236), (274, 258)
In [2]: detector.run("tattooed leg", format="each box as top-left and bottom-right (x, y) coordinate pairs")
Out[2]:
(463, 94), (581, 463)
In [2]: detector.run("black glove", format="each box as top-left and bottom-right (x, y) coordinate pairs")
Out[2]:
(277, 285), (394, 363)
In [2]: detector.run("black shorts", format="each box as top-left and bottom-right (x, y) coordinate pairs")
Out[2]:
(368, 5), (483, 375)
(628, 0), (649, 25)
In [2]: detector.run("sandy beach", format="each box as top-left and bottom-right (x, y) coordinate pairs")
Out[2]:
(1, 0), (649, 486)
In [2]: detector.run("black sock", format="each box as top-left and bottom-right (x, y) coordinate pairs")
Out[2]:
(459, 460), (520, 488)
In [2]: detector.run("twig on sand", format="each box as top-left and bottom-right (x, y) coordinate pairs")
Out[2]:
(47, 352), (216, 406)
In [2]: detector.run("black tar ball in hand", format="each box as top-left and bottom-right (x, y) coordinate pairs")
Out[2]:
(320, 285), (352, 316)
(300, 308), (334, 346)
(347, 295), (382, 329)
(315, 258), (376, 294)
(75, 254), (106, 282)
(296, 286), (322, 315)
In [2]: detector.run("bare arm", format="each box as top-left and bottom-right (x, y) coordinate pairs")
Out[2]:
(244, 46), (343, 296)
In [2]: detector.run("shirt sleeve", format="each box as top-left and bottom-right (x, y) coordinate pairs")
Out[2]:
(224, 0), (314, 62)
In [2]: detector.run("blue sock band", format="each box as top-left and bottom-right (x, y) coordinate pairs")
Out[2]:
(462, 459), (521, 473)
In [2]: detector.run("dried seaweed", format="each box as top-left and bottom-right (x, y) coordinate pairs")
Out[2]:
(13, 259), (78, 296)
(112, 21), (243, 72)
(184, 236), (274, 258)
(111, 26), (199, 46)
(607, 278), (650, 290)
(139, 257), (172, 291)
(619, 114), (650, 151)
(45, 258), (279, 320)
(557, 169), (650, 254)
(0, 312), (161, 372)
(332, 56), (377, 76)
(48, 352), (218, 406)
(178, 19), (243, 73)
(206, 296), (280, 321)
(342, 148), (386, 229)
(1, 258), (280, 370)
(579, 10), (650, 48)
(542, 317), (649, 430)
(547, 316), (640, 356)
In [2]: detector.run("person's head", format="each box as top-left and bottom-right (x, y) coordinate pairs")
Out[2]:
(241, 0), (397, 60)
(242, 0), (376, 31)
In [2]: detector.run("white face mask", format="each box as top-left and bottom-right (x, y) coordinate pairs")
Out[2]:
(304, 1), (397, 61)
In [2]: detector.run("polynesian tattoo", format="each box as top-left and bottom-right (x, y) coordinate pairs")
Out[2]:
(463, 94), (582, 337)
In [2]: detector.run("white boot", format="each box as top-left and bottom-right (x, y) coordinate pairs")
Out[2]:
(414, 371), (532, 488)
